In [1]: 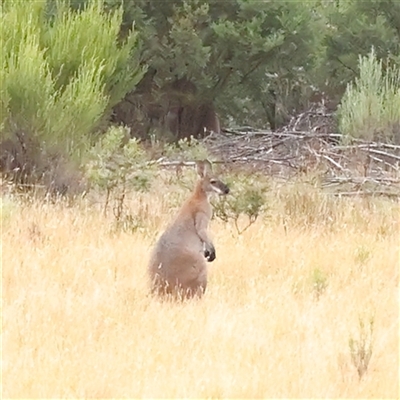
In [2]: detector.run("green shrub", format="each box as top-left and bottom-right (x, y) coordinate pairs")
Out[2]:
(1, 0), (144, 187)
(338, 48), (400, 143)
(86, 125), (155, 220)
(212, 173), (269, 234)
(42, 0), (142, 108)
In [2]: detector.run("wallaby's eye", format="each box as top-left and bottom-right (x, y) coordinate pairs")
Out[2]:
(210, 179), (217, 184)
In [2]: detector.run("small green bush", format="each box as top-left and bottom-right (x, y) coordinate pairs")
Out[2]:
(86, 125), (155, 219)
(338, 48), (400, 143)
(212, 173), (269, 234)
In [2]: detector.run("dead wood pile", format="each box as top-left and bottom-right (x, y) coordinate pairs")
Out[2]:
(201, 105), (400, 198)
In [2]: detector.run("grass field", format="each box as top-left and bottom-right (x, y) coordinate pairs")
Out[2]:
(2, 177), (399, 399)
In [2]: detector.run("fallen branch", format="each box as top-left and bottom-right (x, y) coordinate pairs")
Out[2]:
(331, 191), (400, 198)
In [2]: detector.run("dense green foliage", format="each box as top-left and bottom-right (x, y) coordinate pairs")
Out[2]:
(110, 0), (324, 132)
(1, 0), (143, 158)
(321, 0), (400, 96)
(108, 0), (400, 134)
(339, 49), (400, 142)
(1, 0), (399, 192)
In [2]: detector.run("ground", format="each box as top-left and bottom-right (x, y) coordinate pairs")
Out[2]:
(2, 181), (399, 399)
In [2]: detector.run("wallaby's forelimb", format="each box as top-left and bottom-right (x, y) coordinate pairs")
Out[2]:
(195, 212), (216, 261)
(204, 246), (216, 262)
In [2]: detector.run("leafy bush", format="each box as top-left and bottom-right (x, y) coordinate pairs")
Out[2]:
(212, 173), (268, 234)
(86, 126), (155, 220)
(0, 0), (144, 187)
(338, 49), (400, 143)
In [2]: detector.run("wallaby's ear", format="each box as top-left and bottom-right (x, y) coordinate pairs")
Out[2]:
(195, 159), (212, 178)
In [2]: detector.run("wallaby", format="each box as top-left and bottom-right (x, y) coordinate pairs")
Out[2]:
(148, 160), (229, 300)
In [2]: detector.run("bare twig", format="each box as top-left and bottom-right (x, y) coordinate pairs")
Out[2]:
(321, 154), (347, 172)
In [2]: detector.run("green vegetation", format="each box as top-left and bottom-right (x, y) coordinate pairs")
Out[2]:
(339, 49), (400, 143)
(1, 0), (143, 184)
(1, 0), (399, 192)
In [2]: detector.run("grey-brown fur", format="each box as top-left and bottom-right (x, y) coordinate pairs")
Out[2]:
(147, 160), (229, 300)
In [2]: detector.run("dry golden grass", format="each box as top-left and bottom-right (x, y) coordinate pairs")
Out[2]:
(2, 181), (399, 399)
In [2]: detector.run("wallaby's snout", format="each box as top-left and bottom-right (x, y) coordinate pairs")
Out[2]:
(209, 178), (230, 195)
(202, 164), (230, 197)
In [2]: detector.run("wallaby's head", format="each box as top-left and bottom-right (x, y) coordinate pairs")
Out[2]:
(195, 160), (230, 196)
